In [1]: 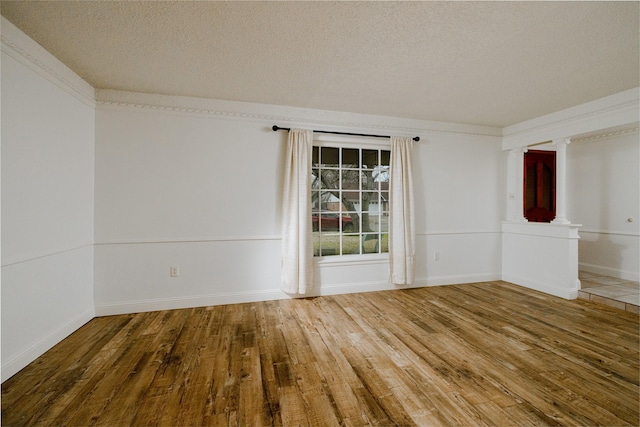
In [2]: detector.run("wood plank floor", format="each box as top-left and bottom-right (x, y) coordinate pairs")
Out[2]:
(2, 281), (639, 426)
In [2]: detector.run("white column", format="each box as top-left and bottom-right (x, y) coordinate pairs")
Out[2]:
(506, 149), (516, 220)
(552, 138), (571, 224)
(513, 147), (528, 222)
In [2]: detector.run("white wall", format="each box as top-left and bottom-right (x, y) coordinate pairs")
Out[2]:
(93, 95), (503, 315)
(1, 18), (96, 381)
(415, 133), (503, 285)
(94, 106), (286, 313)
(568, 130), (640, 280)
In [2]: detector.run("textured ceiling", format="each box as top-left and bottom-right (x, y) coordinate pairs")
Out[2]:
(1, 1), (638, 128)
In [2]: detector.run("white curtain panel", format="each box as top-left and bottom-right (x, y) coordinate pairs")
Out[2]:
(281, 129), (314, 294)
(389, 136), (416, 285)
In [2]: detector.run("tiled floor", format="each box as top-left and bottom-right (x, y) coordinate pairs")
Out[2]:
(578, 271), (640, 314)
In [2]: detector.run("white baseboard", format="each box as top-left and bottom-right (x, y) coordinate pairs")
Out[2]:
(95, 284), (398, 316)
(95, 273), (502, 316)
(423, 272), (502, 287)
(2, 307), (95, 383)
(502, 273), (579, 300)
(95, 288), (290, 316)
(579, 262), (639, 282)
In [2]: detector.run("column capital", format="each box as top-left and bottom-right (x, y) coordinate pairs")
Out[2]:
(510, 146), (528, 155)
(552, 138), (571, 146)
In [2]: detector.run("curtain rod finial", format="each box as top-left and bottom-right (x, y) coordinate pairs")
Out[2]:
(272, 125), (279, 131)
(413, 136), (420, 142)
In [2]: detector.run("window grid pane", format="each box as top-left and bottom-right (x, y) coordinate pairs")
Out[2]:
(312, 145), (390, 257)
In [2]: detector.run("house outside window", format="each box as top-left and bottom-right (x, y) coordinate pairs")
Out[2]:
(312, 141), (390, 257)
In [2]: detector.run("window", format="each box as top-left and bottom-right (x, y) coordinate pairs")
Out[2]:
(312, 144), (390, 257)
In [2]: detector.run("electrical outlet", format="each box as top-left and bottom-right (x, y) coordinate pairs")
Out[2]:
(170, 265), (180, 277)
(434, 252), (440, 261)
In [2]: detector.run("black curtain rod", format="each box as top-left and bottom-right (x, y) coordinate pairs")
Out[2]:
(272, 125), (420, 142)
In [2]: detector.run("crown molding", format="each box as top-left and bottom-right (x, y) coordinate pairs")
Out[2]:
(502, 88), (639, 150)
(95, 89), (503, 141)
(1, 16), (95, 107)
(571, 126), (639, 144)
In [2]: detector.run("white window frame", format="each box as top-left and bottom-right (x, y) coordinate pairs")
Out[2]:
(312, 134), (391, 265)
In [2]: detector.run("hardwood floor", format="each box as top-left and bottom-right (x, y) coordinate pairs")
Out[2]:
(2, 281), (639, 426)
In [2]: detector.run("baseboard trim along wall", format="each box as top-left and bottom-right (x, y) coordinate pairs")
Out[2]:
(94, 272), (502, 317)
(1, 307), (95, 382)
(423, 273), (503, 287)
(502, 273), (580, 300)
(579, 262), (639, 282)
(577, 230), (639, 282)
